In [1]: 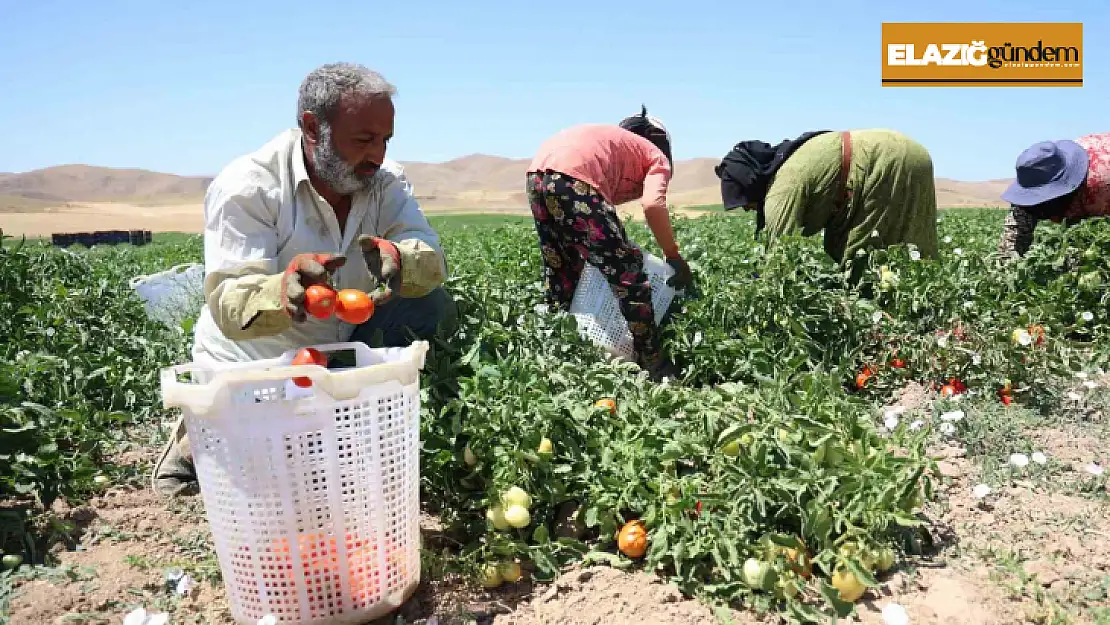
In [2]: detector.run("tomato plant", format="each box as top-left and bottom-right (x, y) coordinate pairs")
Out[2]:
(2, 209), (1107, 621)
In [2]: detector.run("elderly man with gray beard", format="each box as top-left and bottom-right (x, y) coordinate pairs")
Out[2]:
(153, 62), (455, 497)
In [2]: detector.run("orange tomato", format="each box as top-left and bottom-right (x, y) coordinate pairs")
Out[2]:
(855, 366), (874, 389)
(304, 284), (338, 319)
(617, 520), (648, 558)
(594, 398), (617, 414)
(291, 347), (328, 387)
(335, 289), (375, 324)
(939, 384), (957, 398)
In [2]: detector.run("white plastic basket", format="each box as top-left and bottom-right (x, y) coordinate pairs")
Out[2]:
(568, 252), (678, 362)
(160, 341), (428, 625)
(129, 263), (205, 327)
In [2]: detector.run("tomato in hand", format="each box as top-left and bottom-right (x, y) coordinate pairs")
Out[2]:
(335, 289), (375, 324)
(304, 285), (338, 319)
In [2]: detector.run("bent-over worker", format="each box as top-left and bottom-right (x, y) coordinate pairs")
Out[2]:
(997, 133), (1110, 258)
(525, 106), (695, 381)
(715, 129), (939, 265)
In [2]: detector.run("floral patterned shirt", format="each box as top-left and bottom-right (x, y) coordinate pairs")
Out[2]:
(998, 132), (1110, 258)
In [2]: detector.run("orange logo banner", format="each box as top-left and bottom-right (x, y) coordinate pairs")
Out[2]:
(881, 22), (1083, 87)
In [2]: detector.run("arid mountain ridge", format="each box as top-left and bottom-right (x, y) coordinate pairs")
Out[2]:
(0, 156), (1013, 212)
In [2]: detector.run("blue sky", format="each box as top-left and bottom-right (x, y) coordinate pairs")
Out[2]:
(0, 0), (1105, 181)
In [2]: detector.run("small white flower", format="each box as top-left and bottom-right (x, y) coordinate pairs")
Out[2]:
(881, 603), (910, 625)
(909, 419), (925, 431)
(1015, 329), (1033, 346)
(910, 250), (921, 261)
(1085, 463), (1105, 476)
(872, 230), (880, 238)
(963, 301), (975, 309)
(124, 609), (170, 625)
(693, 331), (703, 345)
(940, 422), (956, 435)
(872, 311), (884, 324)
(940, 410), (965, 422)
(954, 248), (964, 256)
(884, 415), (901, 429)
(944, 235), (953, 244)
(1068, 392), (1082, 401)
(534, 304), (548, 314)
(1010, 453), (1030, 467)
(972, 484), (992, 498)
(972, 352), (982, 365)
(1031, 452), (1047, 465)
(176, 574), (193, 596)
(1083, 380), (1098, 389)
(1081, 311), (1094, 322)
(937, 335), (949, 348)
(1076, 371), (1089, 379)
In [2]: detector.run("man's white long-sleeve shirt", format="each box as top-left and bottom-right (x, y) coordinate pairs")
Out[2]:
(190, 129), (447, 366)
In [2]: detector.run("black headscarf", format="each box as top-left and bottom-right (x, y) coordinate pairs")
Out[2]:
(619, 105), (673, 169)
(715, 131), (831, 235)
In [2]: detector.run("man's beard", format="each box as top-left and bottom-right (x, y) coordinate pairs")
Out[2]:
(311, 123), (378, 195)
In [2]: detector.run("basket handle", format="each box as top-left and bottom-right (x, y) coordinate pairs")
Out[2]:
(161, 341), (429, 409)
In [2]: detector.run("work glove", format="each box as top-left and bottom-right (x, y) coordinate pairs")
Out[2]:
(358, 235), (402, 306)
(281, 253), (347, 322)
(665, 255), (694, 290)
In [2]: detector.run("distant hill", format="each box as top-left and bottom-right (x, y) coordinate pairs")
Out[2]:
(0, 165), (212, 204)
(0, 157), (1012, 212)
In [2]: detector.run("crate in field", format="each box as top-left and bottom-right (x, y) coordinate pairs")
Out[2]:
(160, 341), (428, 625)
(51, 233), (74, 247)
(568, 252), (678, 362)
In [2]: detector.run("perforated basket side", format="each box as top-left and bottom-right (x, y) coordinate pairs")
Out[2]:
(568, 253), (677, 361)
(167, 345), (425, 624)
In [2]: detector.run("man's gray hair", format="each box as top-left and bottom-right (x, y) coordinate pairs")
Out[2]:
(297, 62), (397, 127)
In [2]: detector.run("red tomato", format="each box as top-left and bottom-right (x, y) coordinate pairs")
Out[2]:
(291, 347), (328, 387)
(335, 289), (375, 324)
(855, 366), (874, 390)
(890, 358), (906, 369)
(304, 285), (337, 319)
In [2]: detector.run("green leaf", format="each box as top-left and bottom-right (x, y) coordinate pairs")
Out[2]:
(582, 550), (631, 569)
(846, 557), (880, 588)
(817, 580), (856, 618)
(584, 506), (600, 528)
